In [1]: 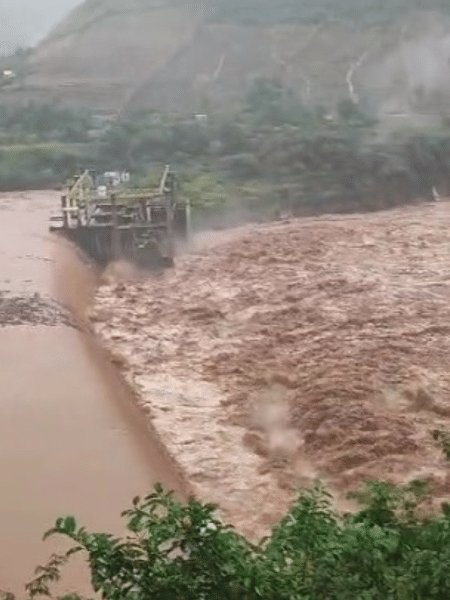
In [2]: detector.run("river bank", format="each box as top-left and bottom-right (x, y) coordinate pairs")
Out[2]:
(0, 191), (189, 595)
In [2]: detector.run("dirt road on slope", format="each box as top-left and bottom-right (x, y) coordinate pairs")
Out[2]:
(0, 191), (189, 595)
(92, 202), (450, 538)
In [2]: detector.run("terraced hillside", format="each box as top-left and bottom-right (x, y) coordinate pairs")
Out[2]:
(4, 0), (450, 119)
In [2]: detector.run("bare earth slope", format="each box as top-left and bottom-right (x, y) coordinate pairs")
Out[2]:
(91, 202), (450, 538)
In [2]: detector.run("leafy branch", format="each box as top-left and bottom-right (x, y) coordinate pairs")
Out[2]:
(3, 480), (450, 600)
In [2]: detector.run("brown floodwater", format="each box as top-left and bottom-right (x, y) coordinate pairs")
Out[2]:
(0, 191), (189, 595)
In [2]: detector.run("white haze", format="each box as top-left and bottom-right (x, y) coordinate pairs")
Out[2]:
(0, 0), (80, 55)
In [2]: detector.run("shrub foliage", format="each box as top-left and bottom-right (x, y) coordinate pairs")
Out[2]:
(5, 480), (450, 600)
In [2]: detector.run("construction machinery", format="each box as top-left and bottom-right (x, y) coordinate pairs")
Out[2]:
(49, 165), (190, 269)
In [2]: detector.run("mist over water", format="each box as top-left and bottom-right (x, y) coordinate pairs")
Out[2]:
(355, 12), (450, 125)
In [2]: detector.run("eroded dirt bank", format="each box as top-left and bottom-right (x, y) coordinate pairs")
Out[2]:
(92, 201), (450, 539)
(0, 191), (189, 595)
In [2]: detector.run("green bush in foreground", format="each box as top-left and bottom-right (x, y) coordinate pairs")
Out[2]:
(6, 480), (450, 600)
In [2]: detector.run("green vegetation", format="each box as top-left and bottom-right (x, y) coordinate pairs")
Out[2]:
(98, 81), (450, 218)
(433, 429), (450, 461)
(0, 146), (75, 190)
(0, 143), (106, 191)
(1, 79), (450, 217)
(0, 103), (108, 190)
(4, 479), (450, 599)
(0, 103), (93, 145)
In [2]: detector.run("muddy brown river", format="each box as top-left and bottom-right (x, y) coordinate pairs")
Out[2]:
(0, 191), (188, 595)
